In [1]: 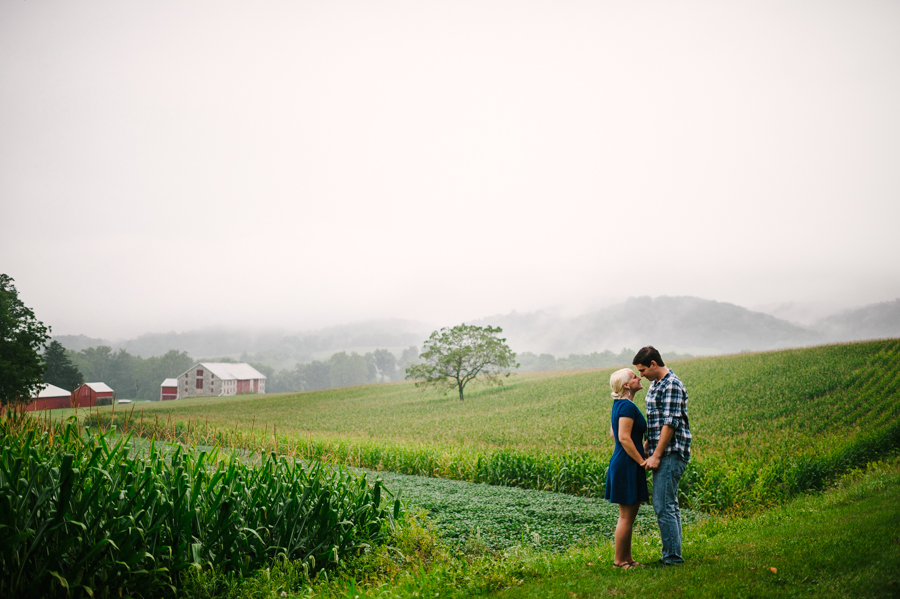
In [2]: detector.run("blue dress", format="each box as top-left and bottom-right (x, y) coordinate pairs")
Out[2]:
(604, 399), (650, 505)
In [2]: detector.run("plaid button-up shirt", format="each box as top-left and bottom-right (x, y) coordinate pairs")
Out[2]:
(645, 369), (692, 462)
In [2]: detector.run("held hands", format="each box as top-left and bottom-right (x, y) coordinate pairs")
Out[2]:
(641, 454), (661, 470)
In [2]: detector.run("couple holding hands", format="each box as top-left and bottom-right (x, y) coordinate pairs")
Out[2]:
(604, 346), (692, 569)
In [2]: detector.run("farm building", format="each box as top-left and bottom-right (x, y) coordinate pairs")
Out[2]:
(73, 382), (115, 407)
(160, 378), (178, 401)
(176, 363), (266, 398)
(24, 383), (74, 411)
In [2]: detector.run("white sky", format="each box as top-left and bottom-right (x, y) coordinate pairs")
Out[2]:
(2, 0), (899, 338)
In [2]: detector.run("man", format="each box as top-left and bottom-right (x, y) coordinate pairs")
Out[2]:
(633, 346), (692, 566)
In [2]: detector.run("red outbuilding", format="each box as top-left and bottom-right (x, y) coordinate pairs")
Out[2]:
(72, 382), (114, 408)
(160, 378), (178, 401)
(24, 383), (75, 411)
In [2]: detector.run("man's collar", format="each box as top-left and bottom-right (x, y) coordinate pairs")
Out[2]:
(652, 369), (673, 385)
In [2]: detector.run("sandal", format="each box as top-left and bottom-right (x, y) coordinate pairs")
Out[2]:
(612, 561), (645, 570)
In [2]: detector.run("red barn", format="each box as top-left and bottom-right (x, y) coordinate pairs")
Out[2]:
(73, 382), (114, 408)
(160, 378), (178, 401)
(24, 383), (74, 411)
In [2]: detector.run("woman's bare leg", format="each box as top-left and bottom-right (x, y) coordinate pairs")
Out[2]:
(614, 503), (641, 566)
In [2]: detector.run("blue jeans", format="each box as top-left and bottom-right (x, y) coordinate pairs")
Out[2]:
(652, 454), (687, 564)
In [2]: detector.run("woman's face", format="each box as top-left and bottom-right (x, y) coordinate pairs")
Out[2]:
(624, 371), (643, 393)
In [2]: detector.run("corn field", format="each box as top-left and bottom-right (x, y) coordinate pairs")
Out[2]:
(0, 417), (401, 599)
(74, 339), (900, 514)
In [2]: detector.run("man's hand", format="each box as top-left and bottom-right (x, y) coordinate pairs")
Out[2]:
(642, 454), (661, 470)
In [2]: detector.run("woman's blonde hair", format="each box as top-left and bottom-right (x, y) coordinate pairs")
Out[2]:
(609, 368), (635, 399)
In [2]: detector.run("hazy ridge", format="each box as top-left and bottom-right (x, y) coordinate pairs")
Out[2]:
(53, 296), (900, 367)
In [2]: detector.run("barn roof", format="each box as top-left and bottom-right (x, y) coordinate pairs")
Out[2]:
(36, 383), (72, 398)
(181, 363), (267, 381)
(161, 378), (178, 387)
(84, 382), (114, 393)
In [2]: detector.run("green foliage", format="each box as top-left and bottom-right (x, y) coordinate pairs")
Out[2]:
(406, 324), (518, 401)
(65, 339), (900, 513)
(42, 340), (83, 392)
(69, 347), (193, 400)
(0, 417), (401, 598)
(0, 274), (50, 409)
(263, 349), (407, 393)
(329, 351), (369, 388)
(371, 349), (397, 381)
(372, 470), (687, 551)
(183, 458), (900, 599)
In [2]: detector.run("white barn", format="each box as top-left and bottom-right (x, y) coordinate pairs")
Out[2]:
(176, 363), (266, 398)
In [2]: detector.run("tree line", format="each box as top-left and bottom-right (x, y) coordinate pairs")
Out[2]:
(45, 344), (195, 401)
(43, 343), (694, 401)
(257, 347), (421, 393)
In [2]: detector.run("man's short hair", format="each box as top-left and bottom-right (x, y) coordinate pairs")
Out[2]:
(633, 346), (665, 368)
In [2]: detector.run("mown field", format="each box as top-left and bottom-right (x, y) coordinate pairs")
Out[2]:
(72, 339), (900, 513)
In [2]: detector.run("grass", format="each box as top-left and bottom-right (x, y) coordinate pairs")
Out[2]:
(488, 459), (900, 599)
(66, 339), (900, 512)
(176, 457), (900, 599)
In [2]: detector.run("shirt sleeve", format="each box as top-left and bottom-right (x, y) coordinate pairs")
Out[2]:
(660, 380), (686, 429)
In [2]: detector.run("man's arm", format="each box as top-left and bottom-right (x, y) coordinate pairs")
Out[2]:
(642, 378), (684, 470)
(642, 425), (674, 470)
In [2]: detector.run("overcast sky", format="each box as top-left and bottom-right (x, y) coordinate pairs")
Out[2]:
(2, 0), (899, 339)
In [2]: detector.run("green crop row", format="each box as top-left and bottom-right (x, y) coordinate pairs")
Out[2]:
(76, 339), (900, 514)
(80, 405), (900, 516)
(0, 418), (401, 599)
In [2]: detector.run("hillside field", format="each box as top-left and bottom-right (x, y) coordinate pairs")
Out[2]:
(72, 339), (900, 512)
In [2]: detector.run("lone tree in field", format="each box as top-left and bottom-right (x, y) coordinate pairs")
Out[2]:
(0, 274), (50, 410)
(406, 324), (518, 401)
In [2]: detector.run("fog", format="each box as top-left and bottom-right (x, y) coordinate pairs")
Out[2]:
(2, 1), (899, 340)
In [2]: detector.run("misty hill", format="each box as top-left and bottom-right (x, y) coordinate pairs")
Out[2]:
(473, 296), (820, 356)
(52, 296), (900, 368)
(815, 299), (900, 342)
(53, 334), (113, 352)
(55, 319), (431, 369)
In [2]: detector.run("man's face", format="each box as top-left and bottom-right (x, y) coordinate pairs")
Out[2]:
(636, 361), (662, 381)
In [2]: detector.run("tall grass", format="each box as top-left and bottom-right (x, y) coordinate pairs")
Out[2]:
(0, 417), (401, 599)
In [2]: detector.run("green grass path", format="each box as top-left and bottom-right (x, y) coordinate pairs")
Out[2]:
(490, 463), (900, 599)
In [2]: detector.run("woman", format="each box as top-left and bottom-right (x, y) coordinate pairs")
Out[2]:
(604, 367), (649, 569)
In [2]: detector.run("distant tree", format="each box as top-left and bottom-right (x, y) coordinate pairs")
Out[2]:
(397, 345), (420, 373)
(363, 352), (379, 382)
(303, 360), (332, 391)
(271, 363), (307, 393)
(42, 340), (83, 391)
(329, 351), (369, 388)
(372, 348), (397, 381)
(0, 274), (51, 410)
(249, 362), (275, 390)
(71, 346), (114, 384)
(136, 350), (193, 401)
(406, 324), (518, 401)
